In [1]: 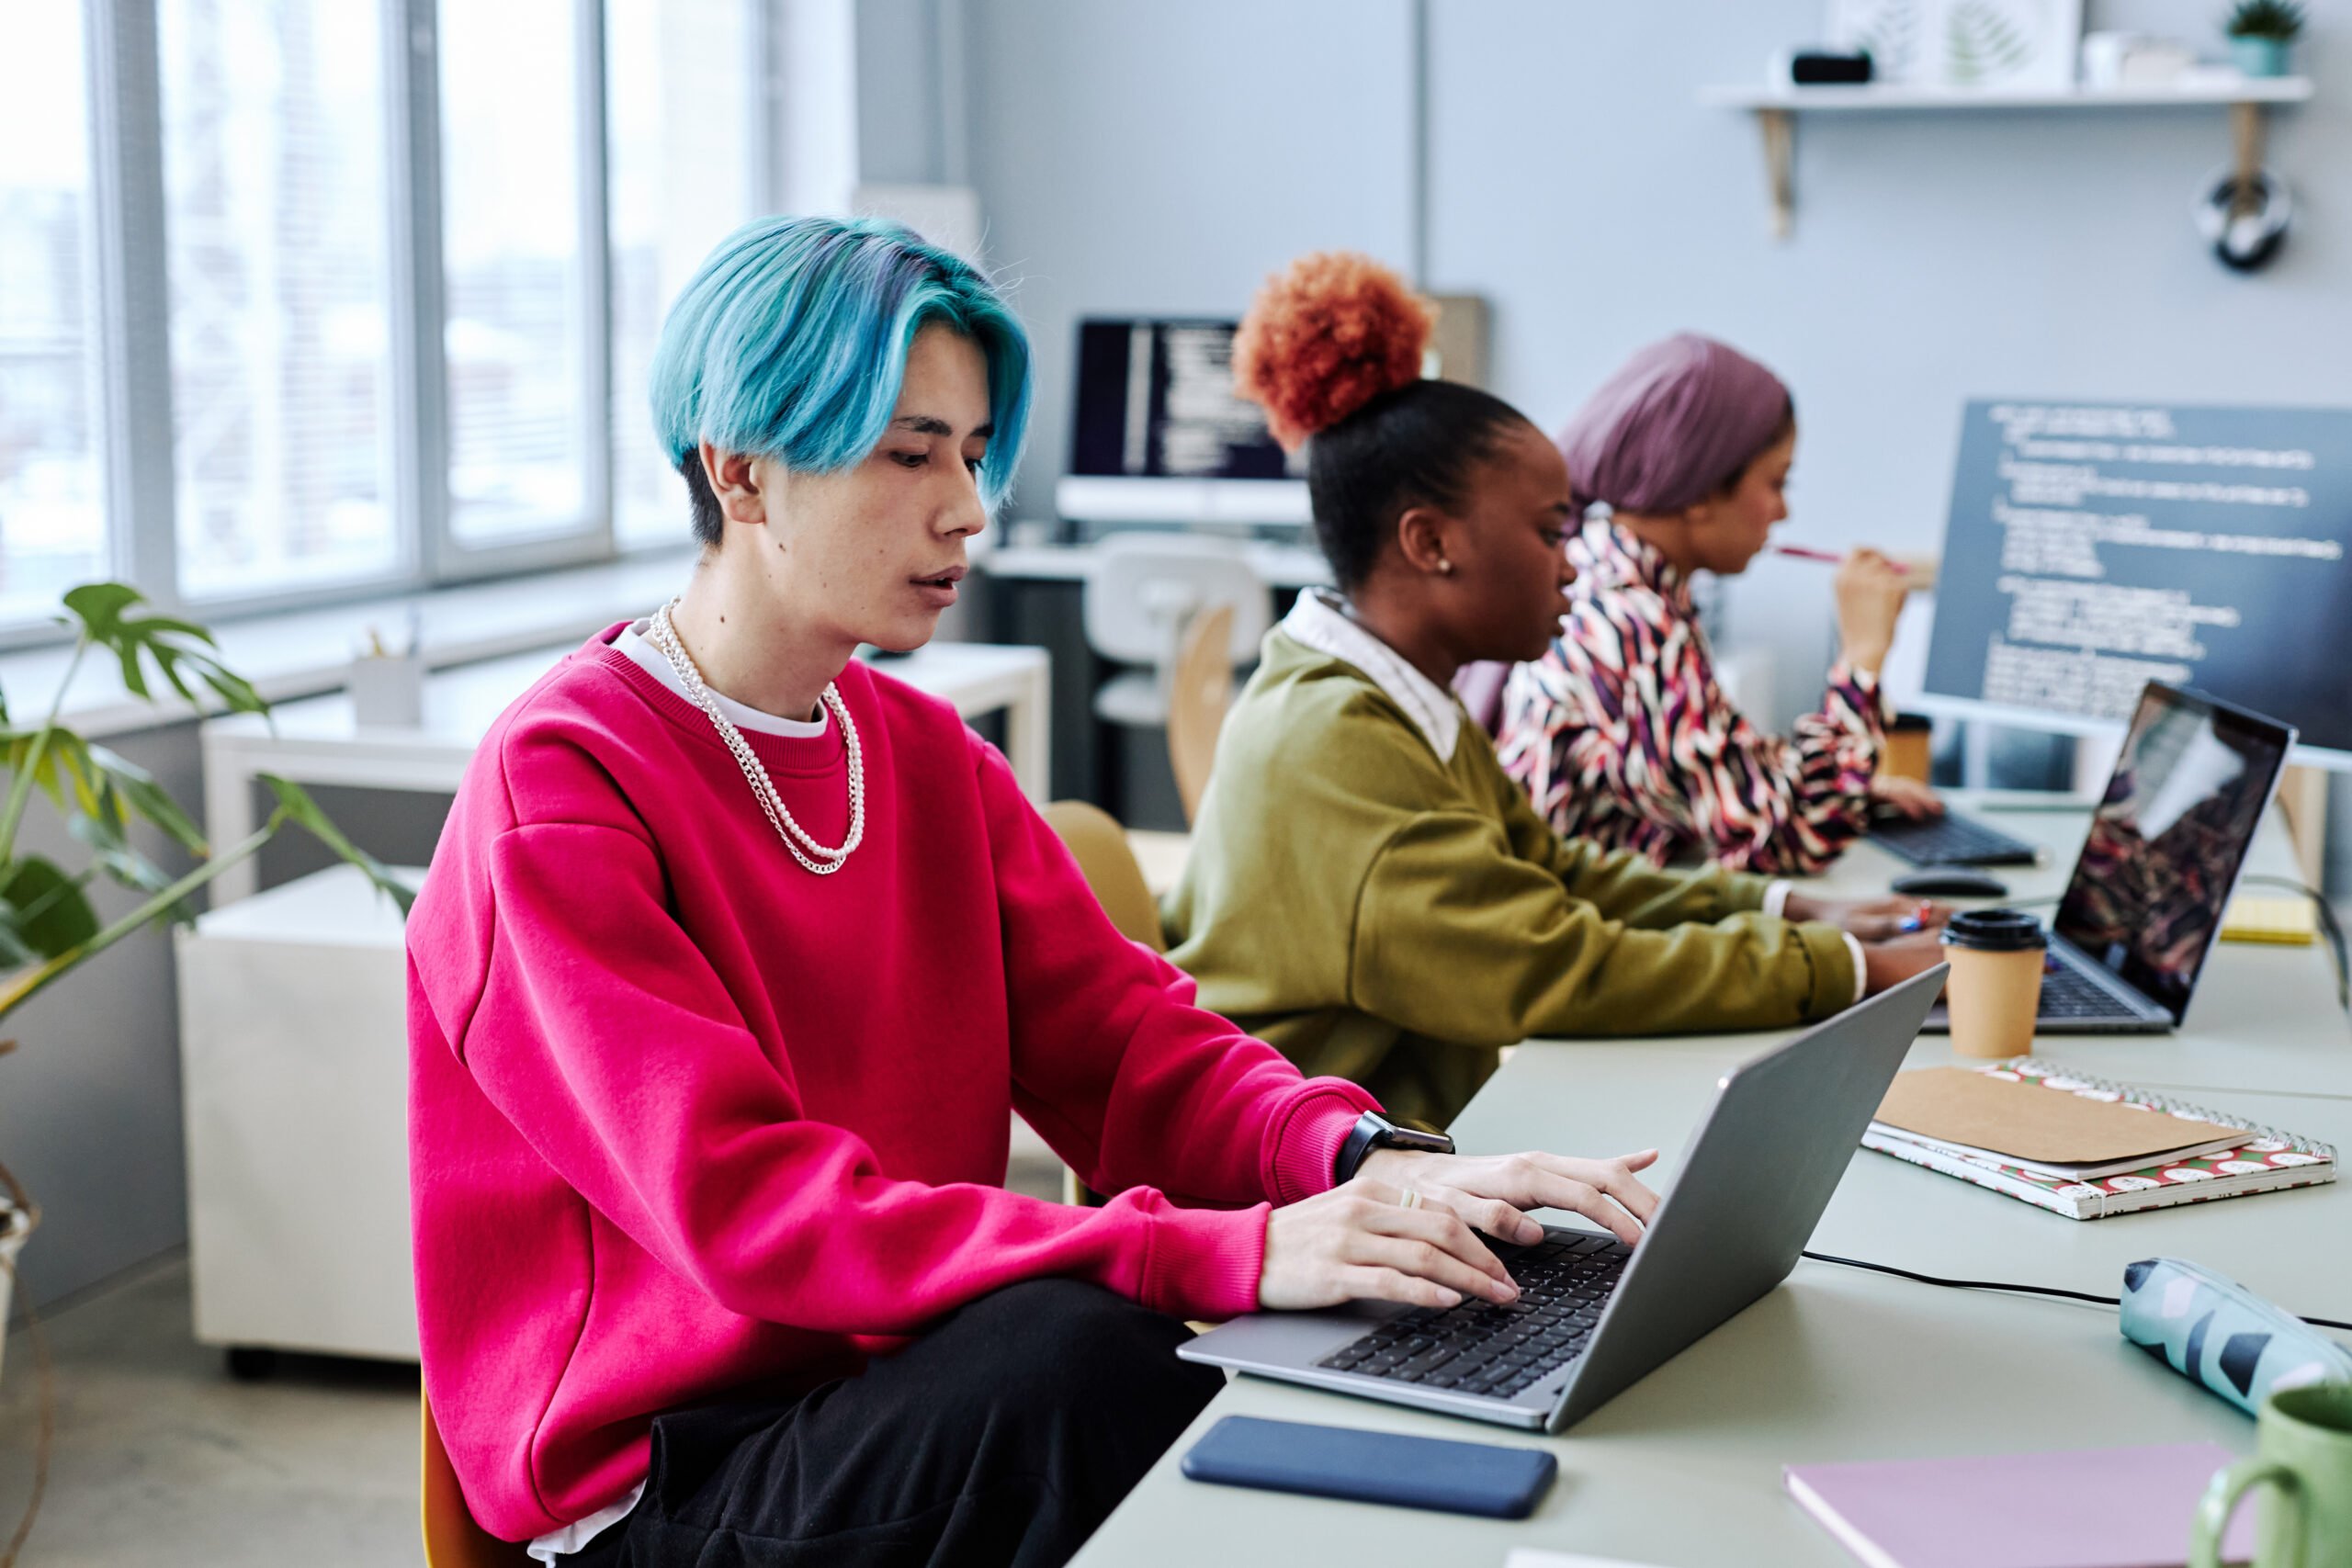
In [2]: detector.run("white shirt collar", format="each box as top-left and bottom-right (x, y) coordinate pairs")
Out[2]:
(1280, 589), (1461, 762)
(614, 620), (830, 739)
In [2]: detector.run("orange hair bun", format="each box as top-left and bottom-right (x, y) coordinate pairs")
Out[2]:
(1233, 252), (1433, 450)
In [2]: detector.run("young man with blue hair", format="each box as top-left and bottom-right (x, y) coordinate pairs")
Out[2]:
(407, 216), (1659, 1566)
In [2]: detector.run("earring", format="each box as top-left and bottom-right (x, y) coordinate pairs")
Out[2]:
(1438, 559), (1454, 575)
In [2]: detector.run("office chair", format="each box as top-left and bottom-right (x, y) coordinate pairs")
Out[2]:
(1039, 799), (1171, 1208)
(1039, 800), (1166, 954)
(423, 1395), (535, 1568)
(1166, 603), (1236, 826)
(1080, 534), (1269, 735)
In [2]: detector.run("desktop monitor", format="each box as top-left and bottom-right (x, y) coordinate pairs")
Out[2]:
(1920, 400), (2352, 769)
(1056, 318), (1310, 526)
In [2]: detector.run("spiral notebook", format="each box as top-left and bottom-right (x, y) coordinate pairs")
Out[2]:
(1863, 1060), (2335, 1220)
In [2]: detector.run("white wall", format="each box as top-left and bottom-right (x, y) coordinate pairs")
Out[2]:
(958, 0), (1419, 532)
(934, 0), (2352, 879)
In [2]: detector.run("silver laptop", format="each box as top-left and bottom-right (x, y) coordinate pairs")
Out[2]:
(1179, 966), (1947, 1432)
(1921, 682), (2295, 1036)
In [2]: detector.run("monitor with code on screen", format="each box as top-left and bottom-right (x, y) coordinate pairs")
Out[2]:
(1054, 319), (1309, 526)
(1921, 400), (2352, 767)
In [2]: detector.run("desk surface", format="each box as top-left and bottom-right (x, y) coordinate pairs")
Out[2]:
(1075, 797), (2351, 1566)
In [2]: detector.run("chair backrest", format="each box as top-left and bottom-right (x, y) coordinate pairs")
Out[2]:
(1167, 604), (1235, 826)
(1080, 535), (1270, 668)
(1039, 800), (1166, 953)
(424, 1395), (536, 1568)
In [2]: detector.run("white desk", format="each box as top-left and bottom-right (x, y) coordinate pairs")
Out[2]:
(1076, 800), (2352, 1565)
(199, 638), (1051, 904)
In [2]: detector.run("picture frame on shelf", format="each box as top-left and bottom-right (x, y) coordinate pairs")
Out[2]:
(1826, 0), (2084, 90)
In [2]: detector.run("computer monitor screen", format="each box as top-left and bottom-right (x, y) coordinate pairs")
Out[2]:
(1058, 320), (1307, 525)
(1070, 319), (1292, 479)
(2054, 683), (2293, 1022)
(1922, 400), (2352, 766)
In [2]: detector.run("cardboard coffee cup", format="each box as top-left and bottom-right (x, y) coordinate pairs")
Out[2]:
(1881, 713), (1933, 784)
(1939, 908), (2046, 1060)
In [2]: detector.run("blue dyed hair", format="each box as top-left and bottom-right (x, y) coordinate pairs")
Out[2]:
(649, 214), (1032, 546)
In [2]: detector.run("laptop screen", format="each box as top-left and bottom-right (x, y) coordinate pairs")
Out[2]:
(2053, 684), (2295, 1021)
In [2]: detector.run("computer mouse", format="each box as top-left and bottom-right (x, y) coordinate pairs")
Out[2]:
(1890, 867), (2010, 898)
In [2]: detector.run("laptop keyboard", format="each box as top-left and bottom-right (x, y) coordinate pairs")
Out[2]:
(1869, 809), (2040, 867)
(2039, 955), (2132, 1021)
(1313, 1232), (1630, 1401)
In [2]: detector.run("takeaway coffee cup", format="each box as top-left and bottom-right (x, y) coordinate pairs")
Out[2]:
(1939, 908), (2046, 1060)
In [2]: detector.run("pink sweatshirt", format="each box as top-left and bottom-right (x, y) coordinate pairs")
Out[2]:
(407, 627), (1376, 1541)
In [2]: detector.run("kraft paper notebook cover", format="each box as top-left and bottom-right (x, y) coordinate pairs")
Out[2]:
(1863, 1062), (2335, 1220)
(1874, 1066), (2241, 1169)
(1784, 1442), (2256, 1568)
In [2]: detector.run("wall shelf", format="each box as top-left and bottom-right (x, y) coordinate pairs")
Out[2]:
(1700, 77), (2315, 236)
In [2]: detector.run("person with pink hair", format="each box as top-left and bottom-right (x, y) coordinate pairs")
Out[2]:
(1493, 334), (1939, 876)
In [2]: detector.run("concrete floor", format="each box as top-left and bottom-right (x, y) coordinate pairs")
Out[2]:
(0, 1256), (419, 1567)
(0, 1152), (1068, 1565)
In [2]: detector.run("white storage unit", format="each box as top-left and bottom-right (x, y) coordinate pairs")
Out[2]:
(175, 864), (421, 1364)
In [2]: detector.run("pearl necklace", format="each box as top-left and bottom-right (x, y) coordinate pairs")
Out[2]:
(646, 601), (864, 875)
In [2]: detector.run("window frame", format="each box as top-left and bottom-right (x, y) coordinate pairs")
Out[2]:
(0, 0), (780, 649)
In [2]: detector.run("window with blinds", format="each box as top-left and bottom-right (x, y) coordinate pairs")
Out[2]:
(439, 0), (592, 547)
(160, 0), (401, 600)
(0, 1), (111, 623)
(605, 0), (759, 548)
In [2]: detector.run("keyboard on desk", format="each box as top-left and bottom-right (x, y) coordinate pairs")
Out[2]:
(2038, 953), (2139, 1021)
(1868, 807), (2040, 867)
(1315, 1231), (1629, 1401)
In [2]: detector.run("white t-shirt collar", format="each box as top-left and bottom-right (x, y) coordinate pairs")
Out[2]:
(613, 620), (831, 739)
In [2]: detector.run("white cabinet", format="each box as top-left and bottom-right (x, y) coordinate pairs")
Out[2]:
(175, 865), (420, 1363)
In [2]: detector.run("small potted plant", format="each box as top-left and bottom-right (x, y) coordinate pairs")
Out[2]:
(2225, 0), (2305, 78)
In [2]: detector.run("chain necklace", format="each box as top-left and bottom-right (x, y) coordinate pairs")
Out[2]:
(646, 600), (864, 875)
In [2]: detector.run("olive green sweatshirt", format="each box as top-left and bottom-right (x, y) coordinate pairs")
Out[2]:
(1161, 606), (1859, 1131)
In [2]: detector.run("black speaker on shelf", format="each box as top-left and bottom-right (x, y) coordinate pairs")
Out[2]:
(1789, 50), (1874, 85)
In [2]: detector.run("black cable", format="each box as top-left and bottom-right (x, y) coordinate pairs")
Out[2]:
(1801, 1249), (2352, 1331)
(1803, 1249), (2119, 1307)
(2239, 874), (2351, 1013)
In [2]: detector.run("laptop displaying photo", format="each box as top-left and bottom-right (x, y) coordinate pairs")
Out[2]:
(1922, 682), (2295, 1036)
(1179, 966), (1948, 1433)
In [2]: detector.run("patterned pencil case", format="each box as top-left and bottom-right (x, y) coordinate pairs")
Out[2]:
(2120, 1257), (2352, 1416)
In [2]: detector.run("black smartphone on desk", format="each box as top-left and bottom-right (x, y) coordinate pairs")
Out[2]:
(1181, 1415), (1556, 1518)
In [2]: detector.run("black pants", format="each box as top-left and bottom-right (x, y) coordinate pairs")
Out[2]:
(570, 1280), (1224, 1568)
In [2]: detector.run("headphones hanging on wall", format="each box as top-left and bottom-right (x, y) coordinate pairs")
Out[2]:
(2194, 164), (2292, 273)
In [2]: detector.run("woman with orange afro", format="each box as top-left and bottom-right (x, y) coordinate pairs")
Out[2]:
(1160, 254), (1944, 1131)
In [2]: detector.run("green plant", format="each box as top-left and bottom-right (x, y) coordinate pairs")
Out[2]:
(0, 581), (411, 1029)
(2225, 0), (2305, 40)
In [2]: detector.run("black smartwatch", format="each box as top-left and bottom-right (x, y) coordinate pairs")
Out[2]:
(1332, 1111), (1454, 1186)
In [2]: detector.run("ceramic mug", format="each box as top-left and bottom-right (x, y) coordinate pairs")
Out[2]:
(2191, 1382), (2352, 1567)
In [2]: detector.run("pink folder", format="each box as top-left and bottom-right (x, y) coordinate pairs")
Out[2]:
(1784, 1443), (2258, 1568)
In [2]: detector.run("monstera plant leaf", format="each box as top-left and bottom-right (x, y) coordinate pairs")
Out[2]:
(0, 855), (101, 965)
(59, 582), (266, 716)
(259, 775), (416, 916)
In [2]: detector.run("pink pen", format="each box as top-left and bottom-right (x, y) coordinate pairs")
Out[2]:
(1772, 544), (1906, 572)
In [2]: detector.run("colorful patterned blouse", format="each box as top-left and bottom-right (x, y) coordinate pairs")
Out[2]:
(1495, 520), (1885, 875)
